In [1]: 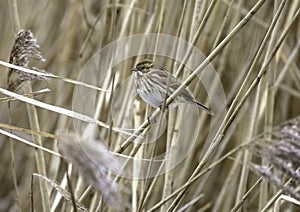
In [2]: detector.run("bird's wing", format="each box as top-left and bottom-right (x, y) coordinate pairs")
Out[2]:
(150, 69), (193, 100)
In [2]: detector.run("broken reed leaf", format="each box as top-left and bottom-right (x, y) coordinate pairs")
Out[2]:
(56, 132), (128, 210)
(8, 29), (50, 91)
(0, 60), (110, 93)
(0, 88), (50, 103)
(247, 116), (300, 200)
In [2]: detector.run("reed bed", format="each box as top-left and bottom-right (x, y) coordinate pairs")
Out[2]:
(0, 0), (299, 211)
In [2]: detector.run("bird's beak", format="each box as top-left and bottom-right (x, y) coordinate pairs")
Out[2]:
(131, 67), (137, 72)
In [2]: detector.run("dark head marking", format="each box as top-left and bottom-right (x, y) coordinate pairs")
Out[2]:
(132, 59), (154, 73)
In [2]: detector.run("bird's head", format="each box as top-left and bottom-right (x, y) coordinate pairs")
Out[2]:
(132, 59), (154, 74)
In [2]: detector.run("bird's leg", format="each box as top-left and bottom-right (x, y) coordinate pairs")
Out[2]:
(147, 111), (156, 124)
(159, 104), (169, 112)
(147, 105), (169, 124)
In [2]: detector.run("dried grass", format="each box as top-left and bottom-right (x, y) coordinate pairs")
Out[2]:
(248, 117), (300, 201)
(0, 0), (299, 211)
(7, 30), (49, 91)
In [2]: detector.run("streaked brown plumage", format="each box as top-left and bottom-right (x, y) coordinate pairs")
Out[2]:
(132, 59), (214, 115)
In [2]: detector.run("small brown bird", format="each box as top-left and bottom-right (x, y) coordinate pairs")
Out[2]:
(132, 59), (214, 115)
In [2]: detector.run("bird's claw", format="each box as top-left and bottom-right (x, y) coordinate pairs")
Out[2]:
(147, 112), (156, 124)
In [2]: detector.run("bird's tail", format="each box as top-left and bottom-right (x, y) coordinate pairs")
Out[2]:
(193, 100), (215, 115)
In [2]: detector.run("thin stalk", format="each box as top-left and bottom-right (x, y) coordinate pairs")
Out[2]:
(8, 0), (21, 210)
(174, 0), (217, 78)
(235, 77), (263, 206)
(233, 2), (287, 200)
(169, 2), (298, 210)
(261, 177), (295, 211)
(212, 0), (234, 49)
(148, 144), (246, 211)
(161, 112), (176, 211)
(166, 1), (268, 209)
(260, 0), (281, 209)
(115, 0), (267, 154)
(213, 152), (243, 212)
(231, 177), (264, 211)
(189, 0), (208, 41)
(8, 0), (50, 211)
(132, 105), (144, 211)
(274, 39), (300, 89)
(9, 141), (21, 212)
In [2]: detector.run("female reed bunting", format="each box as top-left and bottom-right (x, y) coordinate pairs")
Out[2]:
(132, 59), (214, 115)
